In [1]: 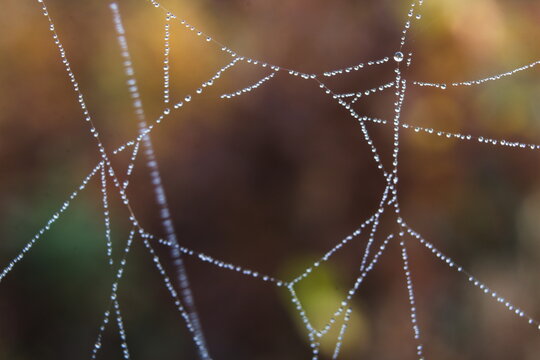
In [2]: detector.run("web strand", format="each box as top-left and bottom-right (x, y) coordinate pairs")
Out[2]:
(2, 0), (539, 358)
(100, 164), (114, 266)
(139, 232), (207, 350)
(413, 59), (540, 89)
(404, 223), (540, 332)
(400, 237), (425, 359)
(0, 161), (103, 283)
(91, 228), (135, 360)
(110, 3), (210, 358)
(220, 71), (277, 99)
(143, 231), (288, 286)
(99, 162), (132, 359)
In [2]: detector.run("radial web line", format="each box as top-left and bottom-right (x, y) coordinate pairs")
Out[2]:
(163, 13), (171, 104)
(33, 0), (151, 252)
(294, 233), (394, 344)
(350, 81), (395, 105)
(91, 228), (135, 360)
(358, 184), (391, 273)
(359, 115), (540, 151)
(220, 71), (277, 99)
(287, 285), (317, 337)
(0, 161), (102, 283)
(110, 3), (210, 358)
(100, 164), (114, 266)
(321, 56), (391, 77)
(123, 140), (141, 190)
(390, 0), (427, 356)
(320, 234), (394, 337)
(404, 223), (540, 332)
(314, 78), (391, 178)
(400, 237), (425, 359)
(142, 231), (287, 286)
(290, 211), (378, 284)
(98, 163), (131, 359)
(139, 232), (208, 349)
(413, 58), (540, 89)
(335, 81), (395, 99)
(400, 123), (540, 150)
(331, 304), (353, 359)
(311, 233), (394, 360)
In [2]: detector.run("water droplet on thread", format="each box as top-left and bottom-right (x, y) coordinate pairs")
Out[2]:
(394, 51), (404, 62)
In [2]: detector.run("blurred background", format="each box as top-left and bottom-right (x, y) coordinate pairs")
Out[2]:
(1, 0), (540, 359)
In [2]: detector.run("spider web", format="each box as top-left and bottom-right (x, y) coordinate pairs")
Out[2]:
(1, 0), (539, 358)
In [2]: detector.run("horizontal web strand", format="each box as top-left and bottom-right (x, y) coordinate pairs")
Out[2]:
(413, 59), (540, 89)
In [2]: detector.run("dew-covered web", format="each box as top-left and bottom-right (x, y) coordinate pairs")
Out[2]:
(1, 0), (540, 359)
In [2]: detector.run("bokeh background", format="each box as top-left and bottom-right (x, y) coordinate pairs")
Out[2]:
(1, 0), (540, 359)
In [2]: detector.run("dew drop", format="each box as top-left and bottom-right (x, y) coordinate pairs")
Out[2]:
(394, 51), (404, 62)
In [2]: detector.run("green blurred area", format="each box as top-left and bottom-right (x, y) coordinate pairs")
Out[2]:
(1, 0), (540, 359)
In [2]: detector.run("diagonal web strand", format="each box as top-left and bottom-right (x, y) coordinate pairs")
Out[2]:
(0, 161), (103, 283)
(220, 71), (277, 99)
(142, 230), (288, 286)
(404, 223), (540, 332)
(139, 232), (209, 350)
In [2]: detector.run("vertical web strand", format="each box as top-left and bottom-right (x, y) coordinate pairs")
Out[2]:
(91, 228), (135, 360)
(400, 238), (424, 359)
(99, 162), (131, 359)
(392, 2), (425, 357)
(163, 13), (171, 104)
(109, 3), (210, 358)
(100, 164), (114, 266)
(332, 306), (352, 359)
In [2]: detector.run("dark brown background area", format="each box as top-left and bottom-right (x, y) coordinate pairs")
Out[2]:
(1, 0), (540, 359)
